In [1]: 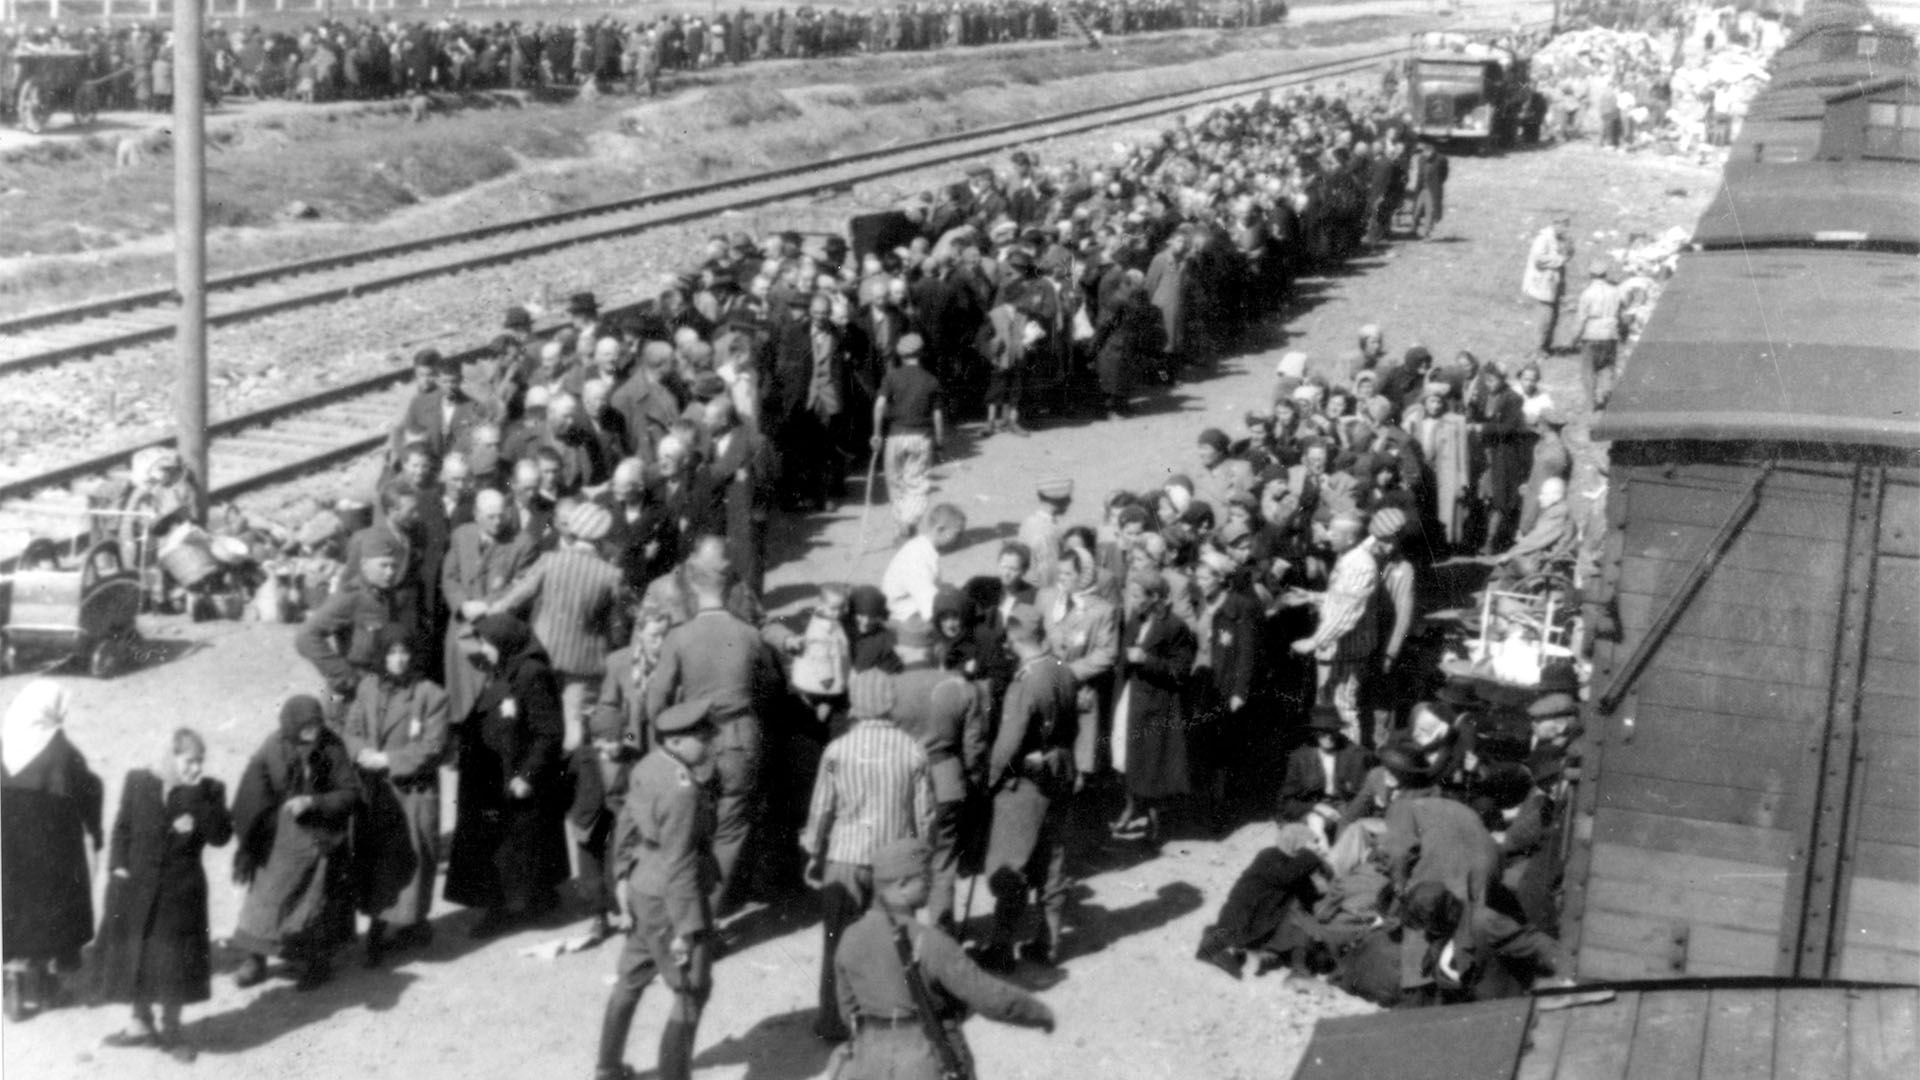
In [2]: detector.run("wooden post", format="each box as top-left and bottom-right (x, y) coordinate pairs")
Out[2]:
(174, 0), (210, 521)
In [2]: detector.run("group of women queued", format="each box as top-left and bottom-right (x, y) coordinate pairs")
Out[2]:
(0, 604), (568, 1060)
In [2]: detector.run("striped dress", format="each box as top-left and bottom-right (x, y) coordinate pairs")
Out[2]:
(802, 719), (936, 868)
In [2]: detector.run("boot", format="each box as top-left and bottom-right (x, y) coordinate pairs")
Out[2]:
(657, 1018), (698, 1080)
(294, 958), (332, 992)
(593, 993), (640, 1076)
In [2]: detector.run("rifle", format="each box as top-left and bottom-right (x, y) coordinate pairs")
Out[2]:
(886, 912), (970, 1080)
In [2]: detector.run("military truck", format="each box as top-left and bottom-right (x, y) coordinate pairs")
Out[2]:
(1404, 39), (1543, 150)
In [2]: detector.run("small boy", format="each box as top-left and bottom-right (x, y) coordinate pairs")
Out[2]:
(567, 708), (638, 944)
(788, 583), (853, 727)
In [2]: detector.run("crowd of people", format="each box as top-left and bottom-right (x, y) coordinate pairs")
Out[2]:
(0, 1), (1289, 109)
(3, 55), (1600, 1080)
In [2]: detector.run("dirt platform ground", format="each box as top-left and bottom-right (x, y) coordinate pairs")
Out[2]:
(0, 128), (1718, 1079)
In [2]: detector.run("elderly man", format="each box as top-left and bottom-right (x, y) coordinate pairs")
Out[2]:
(440, 488), (539, 723)
(1290, 511), (1386, 745)
(484, 502), (630, 752)
(600, 458), (663, 593)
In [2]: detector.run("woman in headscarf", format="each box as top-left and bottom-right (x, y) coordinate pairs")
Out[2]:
(1111, 570), (1195, 845)
(342, 627), (449, 967)
(1, 680), (103, 1020)
(96, 727), (232, 1062)
(443, 613), (569, 939)
(230, 695), (363, 991)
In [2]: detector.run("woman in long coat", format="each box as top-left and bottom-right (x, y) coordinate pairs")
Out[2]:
(96, 727), (231, 1062)
(1412, 387), (1471, 551)
(1088, 273), (1164, 417)
(1, 680), (103, 1019)
(444, 614), (569, 938)
(342, 629), (449, 965)
(1111, 570), (1195, 845)
(230, 695), (363, 991)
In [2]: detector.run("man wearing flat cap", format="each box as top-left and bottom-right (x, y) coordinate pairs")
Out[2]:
(832, 837), (1054, 1078)
(297, 527), (420, 708)
(485, 500), (630, 753)
(592, 699), (719, 1080)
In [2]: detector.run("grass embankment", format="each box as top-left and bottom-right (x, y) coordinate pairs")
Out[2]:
(0, 15), (1406, 312)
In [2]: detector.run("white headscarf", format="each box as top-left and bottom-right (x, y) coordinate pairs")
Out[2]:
(2, 679), (70, 776)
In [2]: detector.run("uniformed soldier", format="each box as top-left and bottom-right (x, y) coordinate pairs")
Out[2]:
(643, 560), (784, 914)
(295, 531), (419, 711)
(1016, 479), (1072, 595)
(976, 606), (1079, 971)
(834, 837), (1055, 1080)
(591, 699), (721, 1080)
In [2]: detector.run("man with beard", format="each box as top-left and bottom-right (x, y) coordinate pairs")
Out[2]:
(698, 384), (775, 599)
(441, 489), (539, 724)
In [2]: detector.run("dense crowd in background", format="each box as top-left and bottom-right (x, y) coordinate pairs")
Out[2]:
(0, 1), (1289, 108)
(3, 23), (1622, 1079)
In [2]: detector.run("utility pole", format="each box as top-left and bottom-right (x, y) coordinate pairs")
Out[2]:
(175, 0), (209, 520)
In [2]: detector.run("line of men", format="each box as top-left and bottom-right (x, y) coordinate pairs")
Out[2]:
(11, 1), (1289, 109)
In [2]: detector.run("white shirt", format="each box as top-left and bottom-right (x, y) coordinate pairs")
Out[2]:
(881, 535), (942, 623)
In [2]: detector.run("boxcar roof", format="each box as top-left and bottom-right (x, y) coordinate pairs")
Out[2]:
(1291, 983), (1920, 1080)
(1594, 249), (1920, 450)
(1695, 159), (1920, 247)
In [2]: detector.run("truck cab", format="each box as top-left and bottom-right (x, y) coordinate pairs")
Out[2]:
(1404, 39), (1540, 150)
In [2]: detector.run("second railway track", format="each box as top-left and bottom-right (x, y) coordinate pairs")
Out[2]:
(0, 44), (1401, 377)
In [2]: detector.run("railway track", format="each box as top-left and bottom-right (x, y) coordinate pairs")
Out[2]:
(0, 36), (1464, 561)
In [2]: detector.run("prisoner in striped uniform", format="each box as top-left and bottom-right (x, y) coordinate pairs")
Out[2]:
(488, 502), (630, 752)
(800, 669), (936, 1043)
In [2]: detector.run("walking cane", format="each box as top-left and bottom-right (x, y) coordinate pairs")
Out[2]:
(854, 442), (883, 557)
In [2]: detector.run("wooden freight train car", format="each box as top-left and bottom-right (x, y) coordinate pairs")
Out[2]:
(1559, 30), (1920, 982)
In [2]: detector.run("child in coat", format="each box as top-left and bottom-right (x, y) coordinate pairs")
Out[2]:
(787, 583), (852, 728)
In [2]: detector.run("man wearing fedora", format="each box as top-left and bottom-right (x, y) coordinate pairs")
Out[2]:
(569, 291), (605, 364)
(484, 501), (631, 753)
(1277, 704), (1371, 824)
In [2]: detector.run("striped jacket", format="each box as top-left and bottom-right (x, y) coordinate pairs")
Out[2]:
(1310, 542), (1380, 662)
(802, 719), (935, 868)
(492, 544), (629, 678)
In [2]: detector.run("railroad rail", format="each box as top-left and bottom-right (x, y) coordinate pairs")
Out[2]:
(0, 45), (1403, 378)
(0, 31), (1504, 564)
